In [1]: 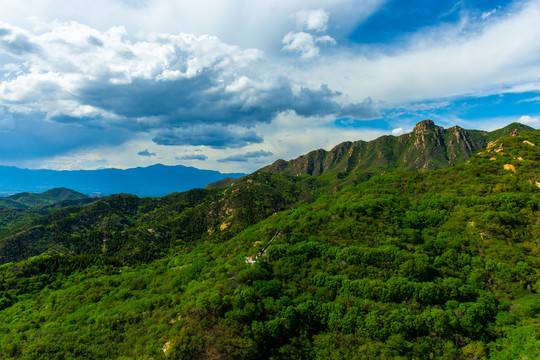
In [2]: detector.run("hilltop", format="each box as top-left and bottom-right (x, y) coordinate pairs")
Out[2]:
(0, 188), (90, 209)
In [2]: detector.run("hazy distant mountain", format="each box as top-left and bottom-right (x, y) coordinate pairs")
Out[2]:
(0, 164), (246, 197)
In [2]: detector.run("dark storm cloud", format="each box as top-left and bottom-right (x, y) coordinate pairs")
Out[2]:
(87, 36), (103, 47)
(0, 30), (40, 56)
(217, 150), (273, 162)
(137, 149), (156, 157)
(76, 74), (378, 132)
(0, 113), (131, 162)
(0, 22), (381, 162)
(153, 126), (263, 148)
(176, 154), (208, 161)
(338, 97), (379, 119)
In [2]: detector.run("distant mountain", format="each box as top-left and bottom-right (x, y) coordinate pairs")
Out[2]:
(260, 120), (534, 187)
(0, 164), (246, 197)
(0, 188), (90, 209)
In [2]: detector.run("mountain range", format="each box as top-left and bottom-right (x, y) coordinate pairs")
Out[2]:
(260, 119), (534, 188)
(0, 120), (538, 359)
(0, 164), (246, 197)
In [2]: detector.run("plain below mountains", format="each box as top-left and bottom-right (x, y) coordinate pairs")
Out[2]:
(0, 164), (246, 197)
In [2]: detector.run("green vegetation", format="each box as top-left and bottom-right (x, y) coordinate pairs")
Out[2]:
(0, 188), (90, 209)
(0, 126), (539, 359)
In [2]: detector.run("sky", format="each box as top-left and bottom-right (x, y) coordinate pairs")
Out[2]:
(0, 0), (539, 173)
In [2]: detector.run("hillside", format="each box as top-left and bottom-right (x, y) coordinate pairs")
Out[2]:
(0, 164), (246, 197)
(0, 123), (538, 359)
(0, 172), (312, 265)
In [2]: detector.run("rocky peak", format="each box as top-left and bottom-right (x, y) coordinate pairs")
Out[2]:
(412, 119), (442, 134)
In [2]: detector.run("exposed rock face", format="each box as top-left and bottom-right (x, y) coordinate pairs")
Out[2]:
(259, 120), (534, 184)
(412, 119), (440, 134)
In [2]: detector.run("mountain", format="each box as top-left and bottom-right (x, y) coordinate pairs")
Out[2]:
(0, 163), (246, 197)
(0, 188), (90, 209)
(260, 120), (534, 188)
(0, 122), (538, 359)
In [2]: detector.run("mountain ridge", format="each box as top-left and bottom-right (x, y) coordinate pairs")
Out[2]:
(259, 120), (534, 187)
(0, 164), (247, 197)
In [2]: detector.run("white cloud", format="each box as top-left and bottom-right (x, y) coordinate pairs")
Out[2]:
(481, 8), (497, 20)
(391, 127), (404, 136)
(0, 21), (267, 119)
(518, 115), (540, 125)
(0, 0), (385, 53)
(316, 35), (337, 45)
(282, 32), (336, 59)
(294, 9), (330, 32)
(292, 0), (540, 104)
(518, 95), (540, 103)
(282, 32), (319, 59)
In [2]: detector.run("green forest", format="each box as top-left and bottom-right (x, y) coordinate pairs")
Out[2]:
(0, 127), (539, 359)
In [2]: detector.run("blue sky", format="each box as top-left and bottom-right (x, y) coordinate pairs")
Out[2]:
(0, 0), (539, 172)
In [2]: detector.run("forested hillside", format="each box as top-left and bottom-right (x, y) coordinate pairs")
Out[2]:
(0, 124), (538, 359)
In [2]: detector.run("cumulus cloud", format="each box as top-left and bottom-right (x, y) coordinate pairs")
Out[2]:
(0, 0), (385, 53)
(137, 149), (156, 156)
(297, 0), (540, 104)
(282, 8), (336, 59)
(391, 127), (405, 136)
(1, 0), (538, 172)
(218, 150), (273, 163)
(153, 125), (264, 148)
(518, 115), (539, 125)
(0, 20), (377, 162)
(282, 31), (336, 59)
(294, 9), (330, 32)
(176, 154), (208, 161)
(282, 32), (319, 59)
(0, 24), (41, 56)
